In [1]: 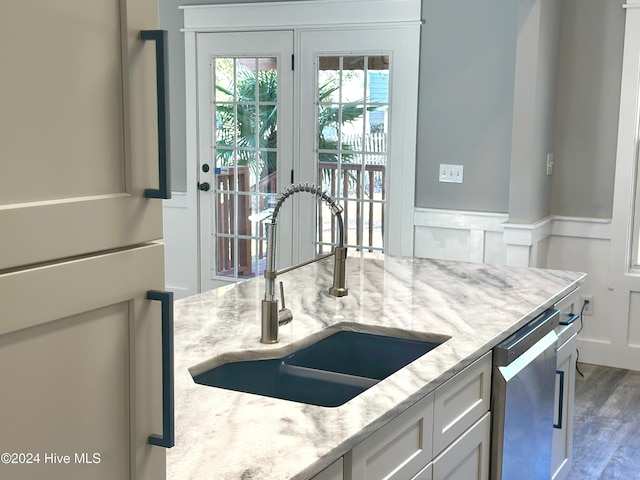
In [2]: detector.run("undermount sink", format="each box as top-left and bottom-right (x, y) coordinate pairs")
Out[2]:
(192, 329), (449, 407)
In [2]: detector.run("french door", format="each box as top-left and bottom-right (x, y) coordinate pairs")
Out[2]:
(197, 32), (294, 291)
(194, 26), (419, 291)
(298, 27), (420, 260)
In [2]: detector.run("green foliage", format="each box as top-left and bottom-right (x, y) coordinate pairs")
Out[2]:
(215, 65), (278, 179)
(316, 76), (364, 164)
(214, 64), (367, 181)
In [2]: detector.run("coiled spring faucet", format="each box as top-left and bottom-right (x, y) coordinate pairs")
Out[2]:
(261, 183), (348, 344)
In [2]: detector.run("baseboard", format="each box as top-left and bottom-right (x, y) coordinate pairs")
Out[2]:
(576, 339), (640, 372)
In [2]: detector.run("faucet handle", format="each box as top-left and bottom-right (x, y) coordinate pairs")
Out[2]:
(278, 281), (293, 326)
(279, 281), (287, 309)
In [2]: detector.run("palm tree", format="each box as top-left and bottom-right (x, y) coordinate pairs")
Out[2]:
(316, 76), (368, 163)
(214, 65), (278, 181)
(214, 65), (367, 182)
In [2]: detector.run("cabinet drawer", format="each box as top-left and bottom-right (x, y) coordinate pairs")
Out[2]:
(432, 412), (491, 480)
(556, 323), (578, 350)
(555, 288), (579, 314)
(410, 462), (432, 480)
(554, 288), (581, 337)
(313, 458), (343, 480)
(346, 392), (434, 480)
(433, 352), (491, 456)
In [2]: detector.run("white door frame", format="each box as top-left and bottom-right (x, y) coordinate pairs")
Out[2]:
(603, 0), (640, 369)
(195, 31), (294, 292)
(182, 0), (421, 293)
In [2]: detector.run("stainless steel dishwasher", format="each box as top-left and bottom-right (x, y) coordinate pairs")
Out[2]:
(491, 309), (560, 480)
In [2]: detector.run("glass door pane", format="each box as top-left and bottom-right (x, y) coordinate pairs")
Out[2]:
(316, 55), (389, 254)
(212, 57), (279, 278)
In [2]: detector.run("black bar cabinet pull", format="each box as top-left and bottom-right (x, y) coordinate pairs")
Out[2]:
(559, 312), (580, 326)
(147, 290), (175, 448)
(140, 30), (171, 199)
(554, 369), (565, 430)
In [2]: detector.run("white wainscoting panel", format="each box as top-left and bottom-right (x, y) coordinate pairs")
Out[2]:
(546, 216), (640, 370)
(502, 217), (553, 267)
(413, 208), (508, 264)
(414, 210), (639, 369)
(547, 234), (612, 342)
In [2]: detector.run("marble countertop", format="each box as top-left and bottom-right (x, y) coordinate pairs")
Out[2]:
(167, 254), (585, 480)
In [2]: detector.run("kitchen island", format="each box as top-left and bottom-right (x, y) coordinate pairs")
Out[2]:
(167, 254), (585, 479)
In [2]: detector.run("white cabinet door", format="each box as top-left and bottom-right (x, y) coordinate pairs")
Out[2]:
(411, 463), (433, 480)
(432, 413), (490, 480)
(433, 352), (492, 456)
(0, 0), (163, 270)
(552, 331), (578, 480)
(0, 244), (166, 480)
(346, 393), (434, 480)
(312, 458), (344, 480)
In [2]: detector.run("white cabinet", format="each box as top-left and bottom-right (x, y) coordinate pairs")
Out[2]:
(411, 463), (433, 480)
(0, 0), (163, 270)
(0, 244), (167, 479)
(433, 352), (492, 456)
(345, 353), (492, 480)
(552, 291), (580, 480)
(346, 393), (434, 480)
(313, 458), (344, 480)
(432, 413), (491, 480)
(0, 1), (168, 479)
(552, 326), (578, 480)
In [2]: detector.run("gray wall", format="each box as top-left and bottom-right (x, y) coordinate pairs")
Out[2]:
(508, 0), (563, 223)
(416, 0), (518, 213)
(160, 0), (282, 191)
(161, 0), (625, 221)
(551, 0), (625, 219)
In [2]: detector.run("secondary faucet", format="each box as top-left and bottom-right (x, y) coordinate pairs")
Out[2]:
(261, 183), (348, 344)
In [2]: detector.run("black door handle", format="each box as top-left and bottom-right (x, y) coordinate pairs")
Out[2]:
(198, 182), (210, 191)
(140, 30), (171, 200)
(146, 290), (174, 448)
(554, 369), (565, 429)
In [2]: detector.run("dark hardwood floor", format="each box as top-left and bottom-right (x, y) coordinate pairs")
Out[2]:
(567, 363), (640, 480)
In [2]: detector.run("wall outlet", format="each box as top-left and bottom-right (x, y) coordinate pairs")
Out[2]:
(581, 295), (594, 316)
(439, 164), (463, 183)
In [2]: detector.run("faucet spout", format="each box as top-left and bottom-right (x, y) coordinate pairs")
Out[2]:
(260, 183), (348, 344)
(329, 246), (349, 297)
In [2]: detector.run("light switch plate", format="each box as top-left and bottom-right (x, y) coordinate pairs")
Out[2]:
(439, 164), (463, 183)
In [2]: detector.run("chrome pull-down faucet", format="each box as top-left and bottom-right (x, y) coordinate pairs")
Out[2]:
(261, 183), (348, 344)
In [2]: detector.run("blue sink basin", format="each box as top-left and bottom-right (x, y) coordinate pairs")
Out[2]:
(192, 330), (446, 407)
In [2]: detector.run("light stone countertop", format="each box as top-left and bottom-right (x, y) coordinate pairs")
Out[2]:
(167, 254), (585, 480)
